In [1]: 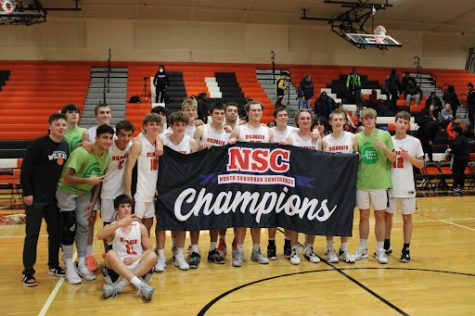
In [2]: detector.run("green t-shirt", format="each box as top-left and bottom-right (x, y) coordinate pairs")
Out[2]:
(357, 129), (395, 189)
(64, 126), (87, 153)
(57, 147), (110, 195)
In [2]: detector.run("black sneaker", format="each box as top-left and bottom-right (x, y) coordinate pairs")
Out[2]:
(22, 274), (37, 287)
(207, 249), (224, 264)
(283, 243), (291, 259)
(48, 266), (66, 277)
(385, 247), (392, 255)
(267, 243), (277, 260)
(401, 248), (411, 263)
(188, 252), (201, 269)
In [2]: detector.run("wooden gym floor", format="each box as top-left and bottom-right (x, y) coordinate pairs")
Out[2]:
(1, 196), (474, 316)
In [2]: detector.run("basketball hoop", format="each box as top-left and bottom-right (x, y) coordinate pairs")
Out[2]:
(1, 0), (16, 15)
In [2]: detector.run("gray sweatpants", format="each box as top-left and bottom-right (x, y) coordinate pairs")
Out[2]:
(56, 190), (91, 259)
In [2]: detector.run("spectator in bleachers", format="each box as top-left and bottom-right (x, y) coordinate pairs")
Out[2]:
(425, 91), (443, 112)
(276, 71), (289, 106)
(346, 67), (362, 106)
(298, 75), (314, 109)
(153, 65), (170, 104)
(446, 116), (465, 145)
(467, 82), (475, 127)
(401, 73), (410, 92)
(405, 76), (420, 106)
(368, 89), (388, 116)
(314, 91), (335, 119)
(386, 69), (401, 109)
(443, 85), (460, 118)
(196, 92), (209, 124)
(449, 125), (470, 194)
(416, 111), (438, 161)
(438, 103), (454, 127)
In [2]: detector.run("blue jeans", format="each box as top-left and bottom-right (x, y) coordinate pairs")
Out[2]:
(299, 98), (310, 109)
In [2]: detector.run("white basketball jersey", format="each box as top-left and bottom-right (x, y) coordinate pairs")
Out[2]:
(201, 125), (230, 147)
(271, 126), (296, 143)
(291, 133), (320, 150)
(185, 124), (196, 137)
(87, 125), (116, 144)
(101, 140), (132, 199)
(323, 132), (354, 154)
(87, 126), (97, 144)
(239, 124), (270, 143)
(163, 134), (192, 154)
(112, 221), (143, 262)
(389, 135), (424, 198)
(134, 135), (158, 203)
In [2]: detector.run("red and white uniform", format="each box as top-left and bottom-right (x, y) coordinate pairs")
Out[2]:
(271, 126), (296, 143)
(134, 135), (158, 203)
(102, 141), (131, 199)
(112, 221), (143, 267)
(163, 134), (192, 154)
(200, 125), (230, 147)
(185, 125), (196, 137)
(323, 132), (354, 154)
(291, 133), (320, 150)
(239, 124), (270, 143)
(389, 135), (424, 198)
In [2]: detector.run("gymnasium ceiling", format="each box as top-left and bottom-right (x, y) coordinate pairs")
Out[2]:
(41, 0), (475, 34)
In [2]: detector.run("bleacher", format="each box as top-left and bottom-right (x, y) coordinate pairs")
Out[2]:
(0, 61), (474, 198)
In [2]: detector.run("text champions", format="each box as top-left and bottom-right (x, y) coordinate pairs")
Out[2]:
(174, 186), (337, 224)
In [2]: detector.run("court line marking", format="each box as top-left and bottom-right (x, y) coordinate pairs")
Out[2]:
(197, 267), (475, 315)
(417, 213), (475, 231)
(38, 278), (64, 316)
(38, 253), (77, 316)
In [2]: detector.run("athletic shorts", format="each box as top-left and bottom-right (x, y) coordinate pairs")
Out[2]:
(107, 258), (142, 283)
(387, 197), (416, 215)
(356, 189), (388, 211)
(134, 201), (155, 219)
(100, 198), (116, 223)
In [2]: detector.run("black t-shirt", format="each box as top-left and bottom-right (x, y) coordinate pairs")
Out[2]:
(20, 135), (69, 203)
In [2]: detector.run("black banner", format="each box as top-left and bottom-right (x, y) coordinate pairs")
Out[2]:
(156, 143), (358, 236)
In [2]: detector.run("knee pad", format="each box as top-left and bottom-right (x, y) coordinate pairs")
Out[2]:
(61, 212), (76, 245)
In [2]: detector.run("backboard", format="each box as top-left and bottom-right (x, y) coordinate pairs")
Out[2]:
(345, 33), (402, 48)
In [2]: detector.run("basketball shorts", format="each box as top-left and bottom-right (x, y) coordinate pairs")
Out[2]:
(356, 189), (388, 211)
(387, 197), (416, 215)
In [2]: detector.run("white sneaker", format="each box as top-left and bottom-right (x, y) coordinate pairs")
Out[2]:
(353, 247), (368, 261)
(78, 265), (96, 281)
(251, 247), (269, 264)
(65, 266), (81, 285)
(174, 254), (190, 271)
(326, 248), (339, 263)
(303, 247), (320, 263)
(374, 249), (388, 264)
(290, 248), (301, 265)
(232, 249), (244, 267)
(338, 250), (356, 263)
(138, 283), (155, 301)
(103, 283), (120, 299)
(154, 256), (166, 273)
